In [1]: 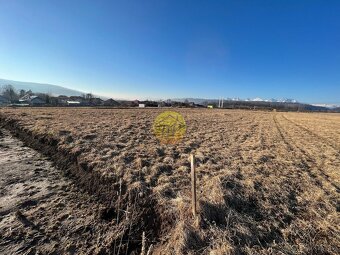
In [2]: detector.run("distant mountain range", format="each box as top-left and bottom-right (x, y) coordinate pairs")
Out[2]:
(174, 97), (299, 104)
(245, 97), (298, 103)
(0, 78), (85, 97)
(175, 98), (340, 112)
(311, 103), (340, 109)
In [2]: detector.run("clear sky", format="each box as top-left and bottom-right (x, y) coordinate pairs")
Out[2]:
(0, 0), (339, 103)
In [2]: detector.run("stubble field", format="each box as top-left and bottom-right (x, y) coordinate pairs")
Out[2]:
(0, 108), (339, 255)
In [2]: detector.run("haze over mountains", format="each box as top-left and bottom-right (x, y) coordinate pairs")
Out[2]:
(0, 78), (84, 97)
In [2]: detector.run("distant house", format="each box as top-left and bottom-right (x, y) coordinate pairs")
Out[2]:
(19, 94), (31, 103)
(67, 101), (81, 106)
(103, 98), (120, 107)
(69, 96), (85, 102)
(139, 104), (145, 108)
(158, 102), (165, 107)
(90, 98), (103, 106)
(207, 105), (214, 109)
(0, 95), (10, 106)
(19, 94), (45, 105)
(31, 97), (45, 105)
(57, 95), (69, 105)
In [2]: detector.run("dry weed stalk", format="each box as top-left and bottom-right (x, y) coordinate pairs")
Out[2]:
(146, 244), (153, 255)
(113, 178), (122, 255)
(140, 231), (146, 255)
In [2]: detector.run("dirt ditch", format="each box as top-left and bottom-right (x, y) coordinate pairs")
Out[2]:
(0, 121), (162, 254)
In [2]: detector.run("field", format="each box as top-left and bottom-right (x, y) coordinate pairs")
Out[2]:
(0, 108), (339, 254)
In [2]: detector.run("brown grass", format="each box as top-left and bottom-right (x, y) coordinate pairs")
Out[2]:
(0, 108), (339, 254)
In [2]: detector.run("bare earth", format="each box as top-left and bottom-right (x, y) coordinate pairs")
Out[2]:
(0, 129), (118, 255)
(0, 108), (339, 254)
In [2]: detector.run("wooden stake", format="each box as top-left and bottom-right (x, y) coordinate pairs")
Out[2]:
(190, 154), (197, 217)
(141, 231), (146, 255)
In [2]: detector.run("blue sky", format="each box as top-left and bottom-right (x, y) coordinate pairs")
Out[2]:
(0, 0), (339, 103)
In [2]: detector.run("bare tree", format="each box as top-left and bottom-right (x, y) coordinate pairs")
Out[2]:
(1, 85), (19, 102)
(19, 89), (26, 98)
(37, 93), (51, 104)
(85, 93), (93, 100)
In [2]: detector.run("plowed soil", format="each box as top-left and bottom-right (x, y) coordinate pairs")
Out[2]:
(0, 108), (339, 255)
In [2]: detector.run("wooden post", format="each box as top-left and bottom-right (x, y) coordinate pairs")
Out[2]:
(190, 154), (197, 217)
(141, 231), (146, 255)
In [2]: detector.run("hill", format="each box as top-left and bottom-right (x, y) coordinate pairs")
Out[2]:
(0, 78), (85, 97)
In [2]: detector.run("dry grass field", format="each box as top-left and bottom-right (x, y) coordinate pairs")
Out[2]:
(0, 108), (339, 255)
